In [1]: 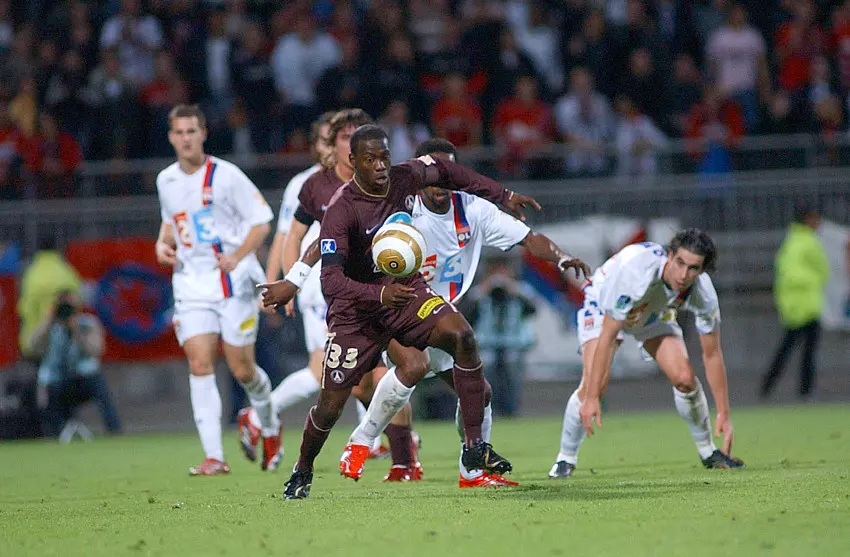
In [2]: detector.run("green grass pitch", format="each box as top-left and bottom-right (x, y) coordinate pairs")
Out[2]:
(1, 404), (848, 557)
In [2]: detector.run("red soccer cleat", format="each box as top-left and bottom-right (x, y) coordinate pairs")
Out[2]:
(410, 430), (424, 480)
(368, 443), (390, 460)
(458, 472), (519, 488)
(237, 408), (260, 462)
(261, 429), (283, 471)
(383, 464), (419, 482)
(339, 443), (371, 481)
(189, 458), (231, 476)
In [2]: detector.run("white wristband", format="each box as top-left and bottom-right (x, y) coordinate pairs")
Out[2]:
(284, 261), (312, 289)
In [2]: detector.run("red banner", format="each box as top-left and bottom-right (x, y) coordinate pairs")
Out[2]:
(66, 237), (182, 362)
(0, 277), (19, 366)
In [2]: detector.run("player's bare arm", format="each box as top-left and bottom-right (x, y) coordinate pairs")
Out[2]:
(414, 156), (541, 221)
(520, 232), (592, 279)
(580, 314), (625, 436)
(155, 222), (178, 266)
(265, 231), (286, 283)
(700, 328), (734, 454)
(217, 222), (270, 273)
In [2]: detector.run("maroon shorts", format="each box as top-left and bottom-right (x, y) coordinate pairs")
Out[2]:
(321, 284), (457, 390)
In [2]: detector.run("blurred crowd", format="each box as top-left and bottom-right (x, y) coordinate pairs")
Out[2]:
(2, 0), (850, 198)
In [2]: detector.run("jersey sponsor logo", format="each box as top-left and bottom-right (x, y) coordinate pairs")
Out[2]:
(173, 211), (193, 247)
(417, 296), (445, 319)
(321, 239), (337, 254)
(440, 252), (463, 283)
(421, 254), (437, 282)
(615, 295), (631, 310)
(192, 207), (218, 244)
(239, 316), (257, 332)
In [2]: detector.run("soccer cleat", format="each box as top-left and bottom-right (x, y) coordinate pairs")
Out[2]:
(261, 430), (283, 471)
(236, 408), (259, 462)
(339, 443), (371, 481)
(459, 472), (520, 488)
(462, 441), (512, 475)
(368, 443), (391, 460)
(383, 464), (417, 482)
(548, 461), (576, 479)
(188, 458), (231, 476)
(410, 430), (424, 480)
(283, 469), (313, 500)
(701, 450), (746, 470)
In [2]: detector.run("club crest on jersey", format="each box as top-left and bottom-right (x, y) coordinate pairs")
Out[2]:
(615, 295), (631, 310)
(321, 239), (337, 254)
(330, 369), (344, 384)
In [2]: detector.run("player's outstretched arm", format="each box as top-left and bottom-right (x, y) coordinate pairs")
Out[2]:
(580, 314), (624, 436)
(700, 328), (734, 455)
(520, 232), (592, 280)
(257, 237), (323, 313)
(155, 222), (178, 266)
(414, 156), (541, 221)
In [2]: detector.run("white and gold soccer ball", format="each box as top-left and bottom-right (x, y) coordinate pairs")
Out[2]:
(371, 221), (428, 278)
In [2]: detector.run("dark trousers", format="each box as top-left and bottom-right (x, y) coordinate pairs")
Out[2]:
(43, 375), (122, 437)
(762, 320), (821, 397)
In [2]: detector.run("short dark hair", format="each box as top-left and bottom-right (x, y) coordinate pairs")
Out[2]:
(667, 228), (717, 272)
(793, 204), (819, 224)
(168, 104), (207, 130)
(415, 138), (457, 159)
(349, 124), (388, 156)
(309, 111), (336, 146)
(328, 108), (373, 146)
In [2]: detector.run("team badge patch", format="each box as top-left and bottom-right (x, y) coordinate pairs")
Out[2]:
(321, 239), (337, 254)
(615, 295), (631, 310)
(417, 296), (445, 319)
(330, 369), (344, 384)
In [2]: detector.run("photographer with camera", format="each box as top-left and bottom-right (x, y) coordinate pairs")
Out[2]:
(29, 290), (122, 437)
(462, 257), (537, 417)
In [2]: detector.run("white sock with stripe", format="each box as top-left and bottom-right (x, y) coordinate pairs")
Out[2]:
(556, 390), (585, 465)
(349, 367), (414, 448)
(673, 378), (716, 460)
(189, 374), (224, 462)
(240, 365), (278, 438)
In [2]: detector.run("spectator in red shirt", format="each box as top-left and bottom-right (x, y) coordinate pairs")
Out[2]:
(685, 85), (744, 176)
(0, 102), (23, 200)
(430, 72), (483, 148)
(491, 75), (554, 177)
(775, 1), (825, 94)
(140, 50), (189, 156)
(19, 111), (82, 199)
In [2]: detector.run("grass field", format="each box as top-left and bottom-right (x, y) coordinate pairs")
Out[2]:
(1, 404), (848, 557)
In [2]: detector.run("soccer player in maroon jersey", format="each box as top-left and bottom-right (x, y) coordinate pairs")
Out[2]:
(281, 125), (540, 499)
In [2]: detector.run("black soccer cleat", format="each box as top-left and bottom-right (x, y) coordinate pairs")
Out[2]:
(548, 460), (576, 479)
(701, 450), (745, 470)
(283, 469), (313, 500)
(462, 441), (512, 475)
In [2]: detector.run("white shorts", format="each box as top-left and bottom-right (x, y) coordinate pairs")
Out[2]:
(577, 301), (682, 355)
(172, 296), (259, 347)
(300, 303), (328, 353)
(384, 346), (454, 380)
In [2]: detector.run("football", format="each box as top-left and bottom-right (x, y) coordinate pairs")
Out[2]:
(371, 221), (428, 278)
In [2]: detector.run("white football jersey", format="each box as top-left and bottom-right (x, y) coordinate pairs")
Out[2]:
(412, 191), (530, 302)
(157, 156), (273, 302)
(277, 163), (324, 308)
(584, 242), (720, 335)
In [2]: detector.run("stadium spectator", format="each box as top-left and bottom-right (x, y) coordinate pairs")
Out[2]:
(17, 236), (81, 361)
(271, 13), (340, 132)
(762, 207), (830, 400)
(430, 72), (483, 148)
(9, 75), (38, 139)
(314, 34), (365, 114)
(463, 257), (536, 418)
(84, 48), (138, 161)
(199, 5), (235, 124)
(555, 66), (613, 176)
(492, 74), (555, 177)
(775, 1), (825, 96)
(19, 111), (83, 199)
(379, 100), (430, 165)
(30, 290), (121, 438)
(230, 20), (277, 153)
(0, 102), (22, 200)
(685, 85), (744, 175)
(664, 53), (704, 136)
(619, 47), (664, 126)
(562, 10), (614, 95)
(140, 51), (190, 158)
(706, 4), (770, 132)
(363, 33), (424, 124)
(0, 0), (12, 53)
(481, 27), (538, 126)
(506, 0), (564, 97)
(99, 0), (164, 88)
(614, 94), (667, 179)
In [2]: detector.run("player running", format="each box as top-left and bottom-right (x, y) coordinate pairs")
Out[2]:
(345, 138), (591, 486)
(155, 105), (280, 475)
(549, 229), (744, 479)
(277, 125), (540, 499)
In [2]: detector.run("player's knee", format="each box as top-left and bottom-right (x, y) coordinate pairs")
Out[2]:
(313, 400), (344, 429)
(396, 356), (429, 386)
(451, 325), (478, 358)
(671, 370), (697, 393)
(188, 358), (215, 377)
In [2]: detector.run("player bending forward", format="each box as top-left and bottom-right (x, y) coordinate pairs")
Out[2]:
(549, 229), (744, 479)
(345, 138), (591, 486)
(156, 104), (280, 475)
(270, 125), (540, 499)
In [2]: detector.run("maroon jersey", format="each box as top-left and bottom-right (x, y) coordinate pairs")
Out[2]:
(319, 157), (507, 319)
(294, 167), (345, 226)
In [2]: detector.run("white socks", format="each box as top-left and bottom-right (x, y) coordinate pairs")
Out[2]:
(556, 390), (585, 465)
(349, 367), (414, 447)
(355, 399), (383, 453)
(240, 365), (279, 437)
(270, 367), (320, 414)
(673, 378), (716, 460)
(456, 401), (493, 480)
(190, 374), (223, 462)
